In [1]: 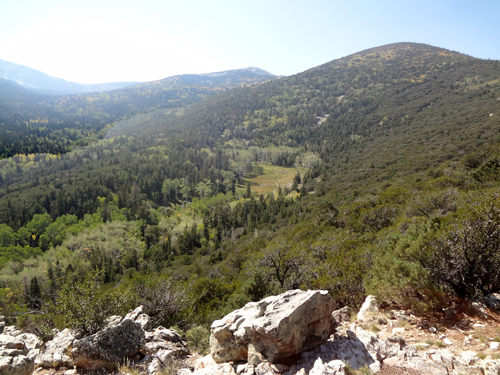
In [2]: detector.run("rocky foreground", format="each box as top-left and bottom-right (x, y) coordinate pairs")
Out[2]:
(2, 290), (500, 374)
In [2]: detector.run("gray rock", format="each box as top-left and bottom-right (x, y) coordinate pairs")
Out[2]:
(147, 348), (186, 375)
(2, 326), (21, 337)
(71, 318), (145, 371)
(152, 327), (183, 343)
(482, 293), (500, 309)
(16, 333), (41, 350)
(331, 306), (353, 324)
(0, 335), (27, 353)
(210, 290), (337, 364)
(386, 335), (406, 348)
(0, 334), (34, 375)
(0, 354), (34, 375)
(34, 328), (76, 369)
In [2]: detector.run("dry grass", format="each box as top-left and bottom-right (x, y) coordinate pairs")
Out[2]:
(245, 163), (301, 195)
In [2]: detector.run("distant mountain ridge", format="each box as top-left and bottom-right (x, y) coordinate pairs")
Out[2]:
(200, 67), (274, 78)
(0, 59), (139, 95)
(0, 63), (278, 157)
(0, 59), (276, 96)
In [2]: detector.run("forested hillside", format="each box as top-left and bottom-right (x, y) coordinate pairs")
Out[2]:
(0, 42), (500, 338)
(0, 68), (275, 158)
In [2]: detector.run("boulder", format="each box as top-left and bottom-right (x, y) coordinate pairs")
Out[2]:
(3, 326), (21, 337)
(71, 318), (145, 371)
(482, 293), (500, 309)
(210, 290), (337, 364)
(0, 355), (34, 375)
(0, 334), (27, 352)
(0, 334), (34, 375)
(152, 326), (183, 344)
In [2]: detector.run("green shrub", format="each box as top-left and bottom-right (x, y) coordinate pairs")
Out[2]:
(185, 326), (210, 355)
(51, 269), (132, 335)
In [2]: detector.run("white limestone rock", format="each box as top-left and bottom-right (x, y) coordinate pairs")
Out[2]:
(210, 290), (337, 364)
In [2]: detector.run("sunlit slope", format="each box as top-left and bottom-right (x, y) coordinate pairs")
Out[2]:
(145, 42), (500, 195)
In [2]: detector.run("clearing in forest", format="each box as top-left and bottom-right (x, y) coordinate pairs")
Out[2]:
(244, 164), (300, 195)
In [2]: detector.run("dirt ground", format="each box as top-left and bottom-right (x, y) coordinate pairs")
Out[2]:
(368, 301), (500, 374)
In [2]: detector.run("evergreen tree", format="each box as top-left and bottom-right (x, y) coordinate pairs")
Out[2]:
(29, 276), (42, 309)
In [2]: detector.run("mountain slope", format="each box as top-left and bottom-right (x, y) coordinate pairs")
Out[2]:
(2, 42), (499, 210)
(0, 59), (139, 95)
(2, 43), (500, 326)
(0, 67), (277, 158)
(138, 42), (500, 196)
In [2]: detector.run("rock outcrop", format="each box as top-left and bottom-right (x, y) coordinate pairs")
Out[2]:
(0, 334), (34, 375)
(35, 328), (77, 369)
(210, 289), (337, 364)
(71, 318), (145, 371)
(6, 292), (500, 374)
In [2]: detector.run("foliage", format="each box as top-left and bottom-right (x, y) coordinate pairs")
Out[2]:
(50, 269), (132, 335)
(427, 194), (500, 298)
(366, 222), (443, 312)
(129, 275), (190, 327)
(185, 326), (210, 355)
(260, 238), (311, 290)
(0, 43), (499, 329)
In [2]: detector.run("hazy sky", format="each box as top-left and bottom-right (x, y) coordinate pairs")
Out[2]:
(1, 0), (498, 84)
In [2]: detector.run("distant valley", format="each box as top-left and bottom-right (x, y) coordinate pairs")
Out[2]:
(0, 43), (499, 354)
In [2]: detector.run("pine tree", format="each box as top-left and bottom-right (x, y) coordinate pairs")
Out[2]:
(29, 276), (42, 309)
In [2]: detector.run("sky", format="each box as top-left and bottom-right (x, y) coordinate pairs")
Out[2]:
(1, 0), (499, 84)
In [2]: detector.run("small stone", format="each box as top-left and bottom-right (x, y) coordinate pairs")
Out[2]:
(491, 342), (500, 350)
(429, 327), (437, 333)
(443, 338), (452, 345)
(378, 317), (388, 325)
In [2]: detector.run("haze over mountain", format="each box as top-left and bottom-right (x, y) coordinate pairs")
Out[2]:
(0, 58), (139, 95)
